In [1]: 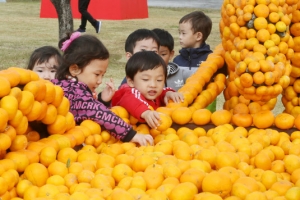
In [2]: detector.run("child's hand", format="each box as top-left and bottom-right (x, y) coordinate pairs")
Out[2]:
(141, 110), (161, 129)
(101, 78), (116, 102)
(164, 91), (184, 105)
(131, 133), (153, 146)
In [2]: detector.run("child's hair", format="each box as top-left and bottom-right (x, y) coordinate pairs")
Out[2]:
(179, 11), (212, 42)
(152, 28), (174, 52)
(27, 46), (62, 70)
(56, 34), (109, 80)
(125, 29), (160, 53)
(125, 51), (167, 81)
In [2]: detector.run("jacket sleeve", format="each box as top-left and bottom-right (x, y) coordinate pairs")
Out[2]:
(71, 89), (136, 142)
(112, 88), (151, 122)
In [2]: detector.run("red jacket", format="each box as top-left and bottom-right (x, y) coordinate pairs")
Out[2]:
(111, 84), (175, 122)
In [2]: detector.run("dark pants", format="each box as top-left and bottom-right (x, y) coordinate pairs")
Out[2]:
(78, 0), (97, 30)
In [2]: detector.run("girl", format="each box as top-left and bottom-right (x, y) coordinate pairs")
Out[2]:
(52, 32), (153, 146)
(27, 46), (62, 80)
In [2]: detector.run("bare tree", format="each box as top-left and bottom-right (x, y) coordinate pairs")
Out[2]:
(50, 0), (73, 40)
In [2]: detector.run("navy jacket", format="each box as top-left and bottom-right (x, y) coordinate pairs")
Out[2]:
(173, 43), (212, 69)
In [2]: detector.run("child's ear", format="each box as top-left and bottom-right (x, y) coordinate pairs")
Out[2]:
(69, 64), (81, 76)
(125, 52), (133, 61)
(170, 50), (175, 60)
(195, 32), (203, 42)
(126, 77), (135, 87)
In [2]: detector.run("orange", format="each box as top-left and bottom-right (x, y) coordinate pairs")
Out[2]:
(211, 109), (232, 126)
(52, 85), (64, 107)
(41, 104), (57, 125)
(274, 113), (295, 129)
(232, 113), (253, 127)
(0, 96), (18, 121)
(169, 182), (198, 200)
(215, 151), (240, 169)
(80, 120), (101, 135)
(276, 21), (287, 32)
(57, 147), (78, 164)
(254, 17), (268, 30)
(47, 115), (67, 135)
(5, 151), (29, 173)
(16, 179), (33, 198)
(253, 110), (274, 129)
(24, 163), (49, 187)
(56, 97), (70, 116)
(112, 163), (133, 183)
(254, 4), (270, 18)
(285, 187), (300, 200)
(43, 81), (56, 104)
(23, 80), (46, 101)
(191, 109), (211, 126)
(171, 107), (192, 125)
(9, 135), (28, 151)
(202, 171), (232, 198)
(0, 133), (11, 152)
(0, 77), (11, 98)
(156, 113), (172, 131)
(283, 154), (300, 174)
(18, 90), (34, 114)
(9, 67), (31, 85)
(0, 69), (20, 87)
(26, 101), (42, 122)
(48, 160), (68, 177)
(39, 146), (57, 167)
(131, 154), (156, 172)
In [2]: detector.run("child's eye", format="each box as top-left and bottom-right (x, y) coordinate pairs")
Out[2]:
(51, 70), (57, 73)
(142, 79), (149, 81)
(37, 70), (43, 73)
(157, 80), (163, 82)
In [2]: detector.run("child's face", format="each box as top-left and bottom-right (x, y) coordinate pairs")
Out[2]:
(158, 46), (174, 65)
(179, 21), (202, 48)
(72, 59), (109, 93)
(32, 56), (58, 80)
(127, 65), (165, 101)
(126, 39), (159, 60)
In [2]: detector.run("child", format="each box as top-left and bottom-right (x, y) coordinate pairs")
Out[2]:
(173, 11), (213, 69)
(27, 46), (62, 80)
(119, 29), (160, 87)
(52, 32), (153, 146)
(152, 28), (194, 91)
(112, 51), (184, 129)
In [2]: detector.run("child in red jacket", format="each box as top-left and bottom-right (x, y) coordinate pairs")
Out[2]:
(112, 51), (184, 129)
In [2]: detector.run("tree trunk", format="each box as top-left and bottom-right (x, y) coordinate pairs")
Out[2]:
(50, 0), (74, 40)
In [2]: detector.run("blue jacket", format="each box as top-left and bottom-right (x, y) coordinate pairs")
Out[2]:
(173, 43), (212, 69)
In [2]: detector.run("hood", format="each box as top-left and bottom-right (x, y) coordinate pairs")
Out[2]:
(167, 62), (180, 77)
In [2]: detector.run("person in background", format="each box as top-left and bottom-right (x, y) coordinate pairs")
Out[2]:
(27, 46), (62, 81)
(174, 11), (218, 112)
(152, 28), (194, 91)
(173, 11), (212, 69)
(119, 28), (160, 87)
(112, 51), (184, 129)
(76, 0), (101, 33)
(52, 32), (153, 146)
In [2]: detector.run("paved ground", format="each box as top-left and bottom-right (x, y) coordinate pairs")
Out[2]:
(147, 0), (223, 9)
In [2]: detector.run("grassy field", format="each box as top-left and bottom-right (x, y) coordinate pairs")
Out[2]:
(0, 1), (284, 114)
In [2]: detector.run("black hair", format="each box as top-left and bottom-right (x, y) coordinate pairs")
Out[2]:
(125, 51), (167, 81)
(152, 28), (174, 52)
(179, 11), (212, 42)
(27, 46), (62, 70)
(55, 34), (109, 80)
(124, 29), (160, 53)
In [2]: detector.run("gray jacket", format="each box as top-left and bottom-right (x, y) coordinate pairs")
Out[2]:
(166, 62), (195, 91)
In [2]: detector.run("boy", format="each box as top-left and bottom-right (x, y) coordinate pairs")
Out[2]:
(173, 11), (213, 69)
(152, 28), (194, 91)
(112, 51), (184, 129)
(119, 29), (160, 87)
